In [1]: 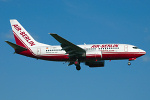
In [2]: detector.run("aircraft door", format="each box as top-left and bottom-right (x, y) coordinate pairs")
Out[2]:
(37, 48), (41, 55)
(124, 45), (128, 52)
(95, 51), (102, 59)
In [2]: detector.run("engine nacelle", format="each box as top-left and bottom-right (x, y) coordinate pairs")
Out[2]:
(85, 60), (104, 67)
(86, 51), (102, 61)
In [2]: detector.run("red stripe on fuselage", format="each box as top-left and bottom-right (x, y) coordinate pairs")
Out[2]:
(102, 52), (145, 60)
(38, 51), (145, 61)
(39, 54), (69, 61)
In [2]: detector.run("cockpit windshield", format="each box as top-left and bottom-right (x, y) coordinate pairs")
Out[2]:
(133, 47), (139, 49)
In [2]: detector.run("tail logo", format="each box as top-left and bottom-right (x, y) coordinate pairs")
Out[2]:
(12, 24), (35, 46)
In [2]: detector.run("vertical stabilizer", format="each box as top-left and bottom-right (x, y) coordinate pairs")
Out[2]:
(10, 19), (38, 48)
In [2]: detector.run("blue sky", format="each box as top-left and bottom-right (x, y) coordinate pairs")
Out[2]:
(0, 0), (150, 100)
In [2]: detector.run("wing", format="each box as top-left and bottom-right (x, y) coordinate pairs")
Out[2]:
(49, 33), (86, 58)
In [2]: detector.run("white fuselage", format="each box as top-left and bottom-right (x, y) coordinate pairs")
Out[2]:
(25, 44), (145, 62)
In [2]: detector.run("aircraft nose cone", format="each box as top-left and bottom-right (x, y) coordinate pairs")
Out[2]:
(144, 51), (146, 55)
(142, 50), (146, 55)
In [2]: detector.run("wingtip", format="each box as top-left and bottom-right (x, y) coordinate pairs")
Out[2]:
(49, 33), (56, 35)
(5, 40), (9, 43)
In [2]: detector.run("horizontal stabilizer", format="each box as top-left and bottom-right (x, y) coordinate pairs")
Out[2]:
(5, 41), (28, 52)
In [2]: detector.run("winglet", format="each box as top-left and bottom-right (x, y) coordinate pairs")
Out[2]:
(5, 41), (28, 52)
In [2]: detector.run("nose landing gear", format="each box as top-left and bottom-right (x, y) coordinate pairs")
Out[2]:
(128, 58), (136, 66)
(128, 61), (131, 65)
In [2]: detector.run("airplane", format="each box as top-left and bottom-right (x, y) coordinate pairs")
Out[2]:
(5, 19), (146, 70)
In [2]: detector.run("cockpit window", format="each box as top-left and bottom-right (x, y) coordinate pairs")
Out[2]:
(133, 47), (139, 49)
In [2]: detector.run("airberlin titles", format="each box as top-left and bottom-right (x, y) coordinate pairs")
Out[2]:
(91, 44), (119, 48)
(12, 24), (35, 46)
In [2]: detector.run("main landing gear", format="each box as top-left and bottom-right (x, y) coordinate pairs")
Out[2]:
(68, 59), (81, 70)
(76, 65), (81, 70)
(74, 59), (81, 71)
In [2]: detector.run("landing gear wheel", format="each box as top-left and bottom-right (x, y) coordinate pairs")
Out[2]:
(74, 59), (81, 71)
(128, 61), (131, 65)
(76, 66), (81, 70)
